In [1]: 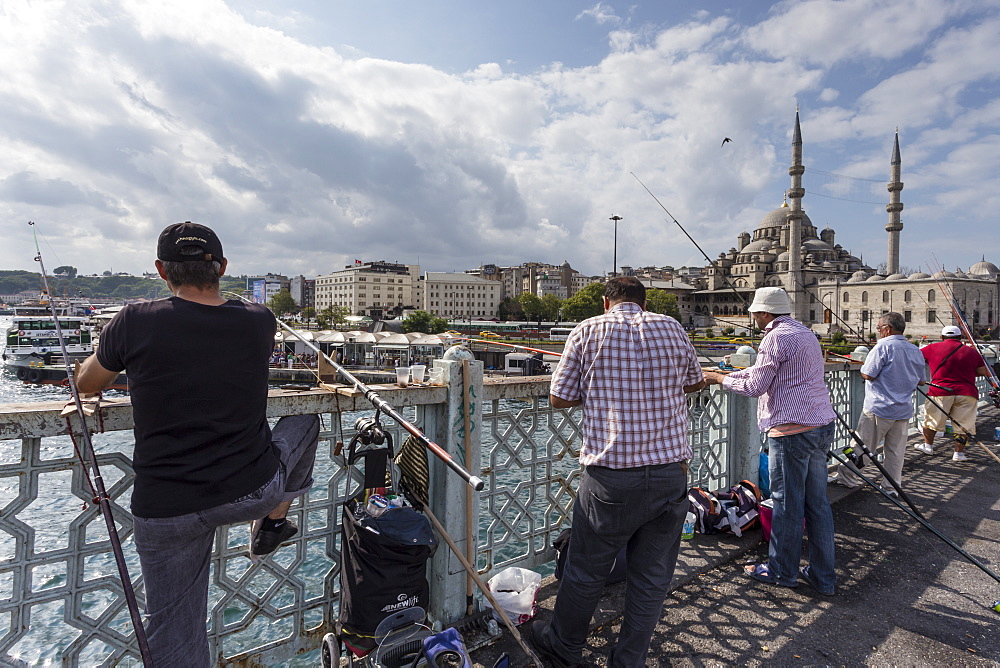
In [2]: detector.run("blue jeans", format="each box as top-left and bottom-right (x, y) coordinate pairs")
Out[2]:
(767, 421), (836, 591)
(541, 461), (688, 667)
(132, 414), (320, 667)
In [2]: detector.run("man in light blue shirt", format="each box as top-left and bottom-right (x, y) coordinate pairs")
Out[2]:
(835, 312), (925, 494)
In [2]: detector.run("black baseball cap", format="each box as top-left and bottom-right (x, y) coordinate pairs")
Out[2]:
(157, 222), (225, 263)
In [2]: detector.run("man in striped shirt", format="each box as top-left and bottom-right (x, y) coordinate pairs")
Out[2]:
(532, 277), (705, 668)
(704, 287), (837, 595)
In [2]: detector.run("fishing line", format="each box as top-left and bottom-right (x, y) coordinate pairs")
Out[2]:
(631, 173), (754, 334)
(28, 221), (153, 665)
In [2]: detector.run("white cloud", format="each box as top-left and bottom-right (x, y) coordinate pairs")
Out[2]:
(0, 0), (997, 280)
(576, 3), (623, 26)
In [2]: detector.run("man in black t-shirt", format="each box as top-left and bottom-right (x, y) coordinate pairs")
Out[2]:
(77, 222), (320, 667)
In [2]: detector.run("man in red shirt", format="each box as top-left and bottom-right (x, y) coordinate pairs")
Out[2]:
(916, 325), (988, 461)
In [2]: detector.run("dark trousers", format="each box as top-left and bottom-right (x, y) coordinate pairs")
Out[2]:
(542, 461), (688, 667)
(132, 414), (320, 667)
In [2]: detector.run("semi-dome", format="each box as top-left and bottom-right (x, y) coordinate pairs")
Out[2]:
(970, 260), (999, 277)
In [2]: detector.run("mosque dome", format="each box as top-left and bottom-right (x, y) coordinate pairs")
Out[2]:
(908, 272), (931, 279)
(739, 239), (774, 254)
(847, 270), (869, 283)
(756, 201), (814, 231)
(970, 260), (1000, 277)
(885, 273), (907, 281)
(865, 274), (885, 282)
(802, 238), (835, 252)
(932, 270), (956, 279)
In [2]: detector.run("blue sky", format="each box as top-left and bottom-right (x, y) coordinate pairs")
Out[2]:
(1, 0), (998, 280)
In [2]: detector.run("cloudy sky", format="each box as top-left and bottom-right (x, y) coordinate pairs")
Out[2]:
(2, 0), (998, 280)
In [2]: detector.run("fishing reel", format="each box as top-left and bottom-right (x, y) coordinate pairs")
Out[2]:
(354, 415), (386, 445)
(841, 443), (865, 468)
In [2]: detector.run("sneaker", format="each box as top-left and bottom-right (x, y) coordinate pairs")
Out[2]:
(251, 519), (298, 556)
(914, 443), (935, 455)
(952, 451), (968, 462)
(877, 486), (899, 499)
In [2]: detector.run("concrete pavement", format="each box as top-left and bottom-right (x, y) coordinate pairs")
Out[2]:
(471, 404), (1000, 666)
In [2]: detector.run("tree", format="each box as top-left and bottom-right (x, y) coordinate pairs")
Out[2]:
(267, 289), (298, 316)
(498, 297), (524, 321)
(540, 294), (563, 322)
(53, 265), (77, 278)
(301, 306), (316, 321)
(518, 293), (543, 323)
(561, 282), (605, 321)
(645, 289), (680, 319)
(402, 310), (447, 334)
(317, 305), (350, 329)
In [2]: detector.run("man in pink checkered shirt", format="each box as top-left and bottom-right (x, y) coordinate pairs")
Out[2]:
(530, 277), (704, 668)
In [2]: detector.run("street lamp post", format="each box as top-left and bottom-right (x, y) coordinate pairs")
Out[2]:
(609, 215), (623, 277)
(821, 291), (834, 338)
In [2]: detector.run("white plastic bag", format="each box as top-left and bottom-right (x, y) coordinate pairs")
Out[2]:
(485, 567), (542, 625)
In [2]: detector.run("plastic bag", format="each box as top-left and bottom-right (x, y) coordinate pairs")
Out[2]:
(485, 567), (542, 625)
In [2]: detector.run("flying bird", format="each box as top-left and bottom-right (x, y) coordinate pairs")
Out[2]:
(721, 137), (732, 147)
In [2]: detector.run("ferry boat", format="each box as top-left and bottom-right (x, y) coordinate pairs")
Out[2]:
(2, 300), (96, 383)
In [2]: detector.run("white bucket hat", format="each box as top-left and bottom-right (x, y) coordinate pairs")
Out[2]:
(941, 325), (962, 337)
(747, 287), (792, 314)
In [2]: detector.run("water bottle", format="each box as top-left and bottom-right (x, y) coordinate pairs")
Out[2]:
(681, 511), (695, 540)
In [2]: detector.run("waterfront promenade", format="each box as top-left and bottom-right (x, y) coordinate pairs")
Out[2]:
(472, 403), (1000, 666)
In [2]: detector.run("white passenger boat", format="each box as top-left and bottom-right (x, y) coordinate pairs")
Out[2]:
(2, 300), (96, 383)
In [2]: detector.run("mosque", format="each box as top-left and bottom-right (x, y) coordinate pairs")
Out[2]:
(688, 112), (1000, 341)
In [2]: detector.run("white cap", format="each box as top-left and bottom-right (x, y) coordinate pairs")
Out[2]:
(747, 287), (792, 314)
(941, 325), (962, 337)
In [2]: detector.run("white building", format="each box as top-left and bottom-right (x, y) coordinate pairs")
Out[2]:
(314, 261), (420, 318)
(421, 272), (500, 319)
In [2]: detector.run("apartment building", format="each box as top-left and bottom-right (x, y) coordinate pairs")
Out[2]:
(314, 261), (420, 318)
(421, 272), (500, 319)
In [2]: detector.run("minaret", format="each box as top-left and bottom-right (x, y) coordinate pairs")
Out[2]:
(886, 130), (904, 275)
(784, 109), (805, 320)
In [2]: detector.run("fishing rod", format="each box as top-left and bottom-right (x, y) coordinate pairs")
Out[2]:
(631, 173), (754, 331)
(829, 411), (924, 517)
(829, 448), (1000, 609)
(29, 222), (153, 665)
(788, 275), (870, 346)
(224, 293), (484, 491)
(455, 337), (556, 356)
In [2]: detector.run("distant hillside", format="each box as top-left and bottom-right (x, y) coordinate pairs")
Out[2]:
(0, 270), (248, 302)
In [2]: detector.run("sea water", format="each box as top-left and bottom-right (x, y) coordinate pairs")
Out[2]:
(0, 315), (333, 665)
(1, 315), (565, 665)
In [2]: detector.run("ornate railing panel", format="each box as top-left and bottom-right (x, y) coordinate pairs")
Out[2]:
(5, 363), (991, 664)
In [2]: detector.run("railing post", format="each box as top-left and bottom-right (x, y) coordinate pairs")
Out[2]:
(424, 358), (483, 625)
(728, 391), (760, 486)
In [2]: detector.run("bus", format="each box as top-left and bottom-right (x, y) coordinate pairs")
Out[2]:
(548, 326), (576, 341)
